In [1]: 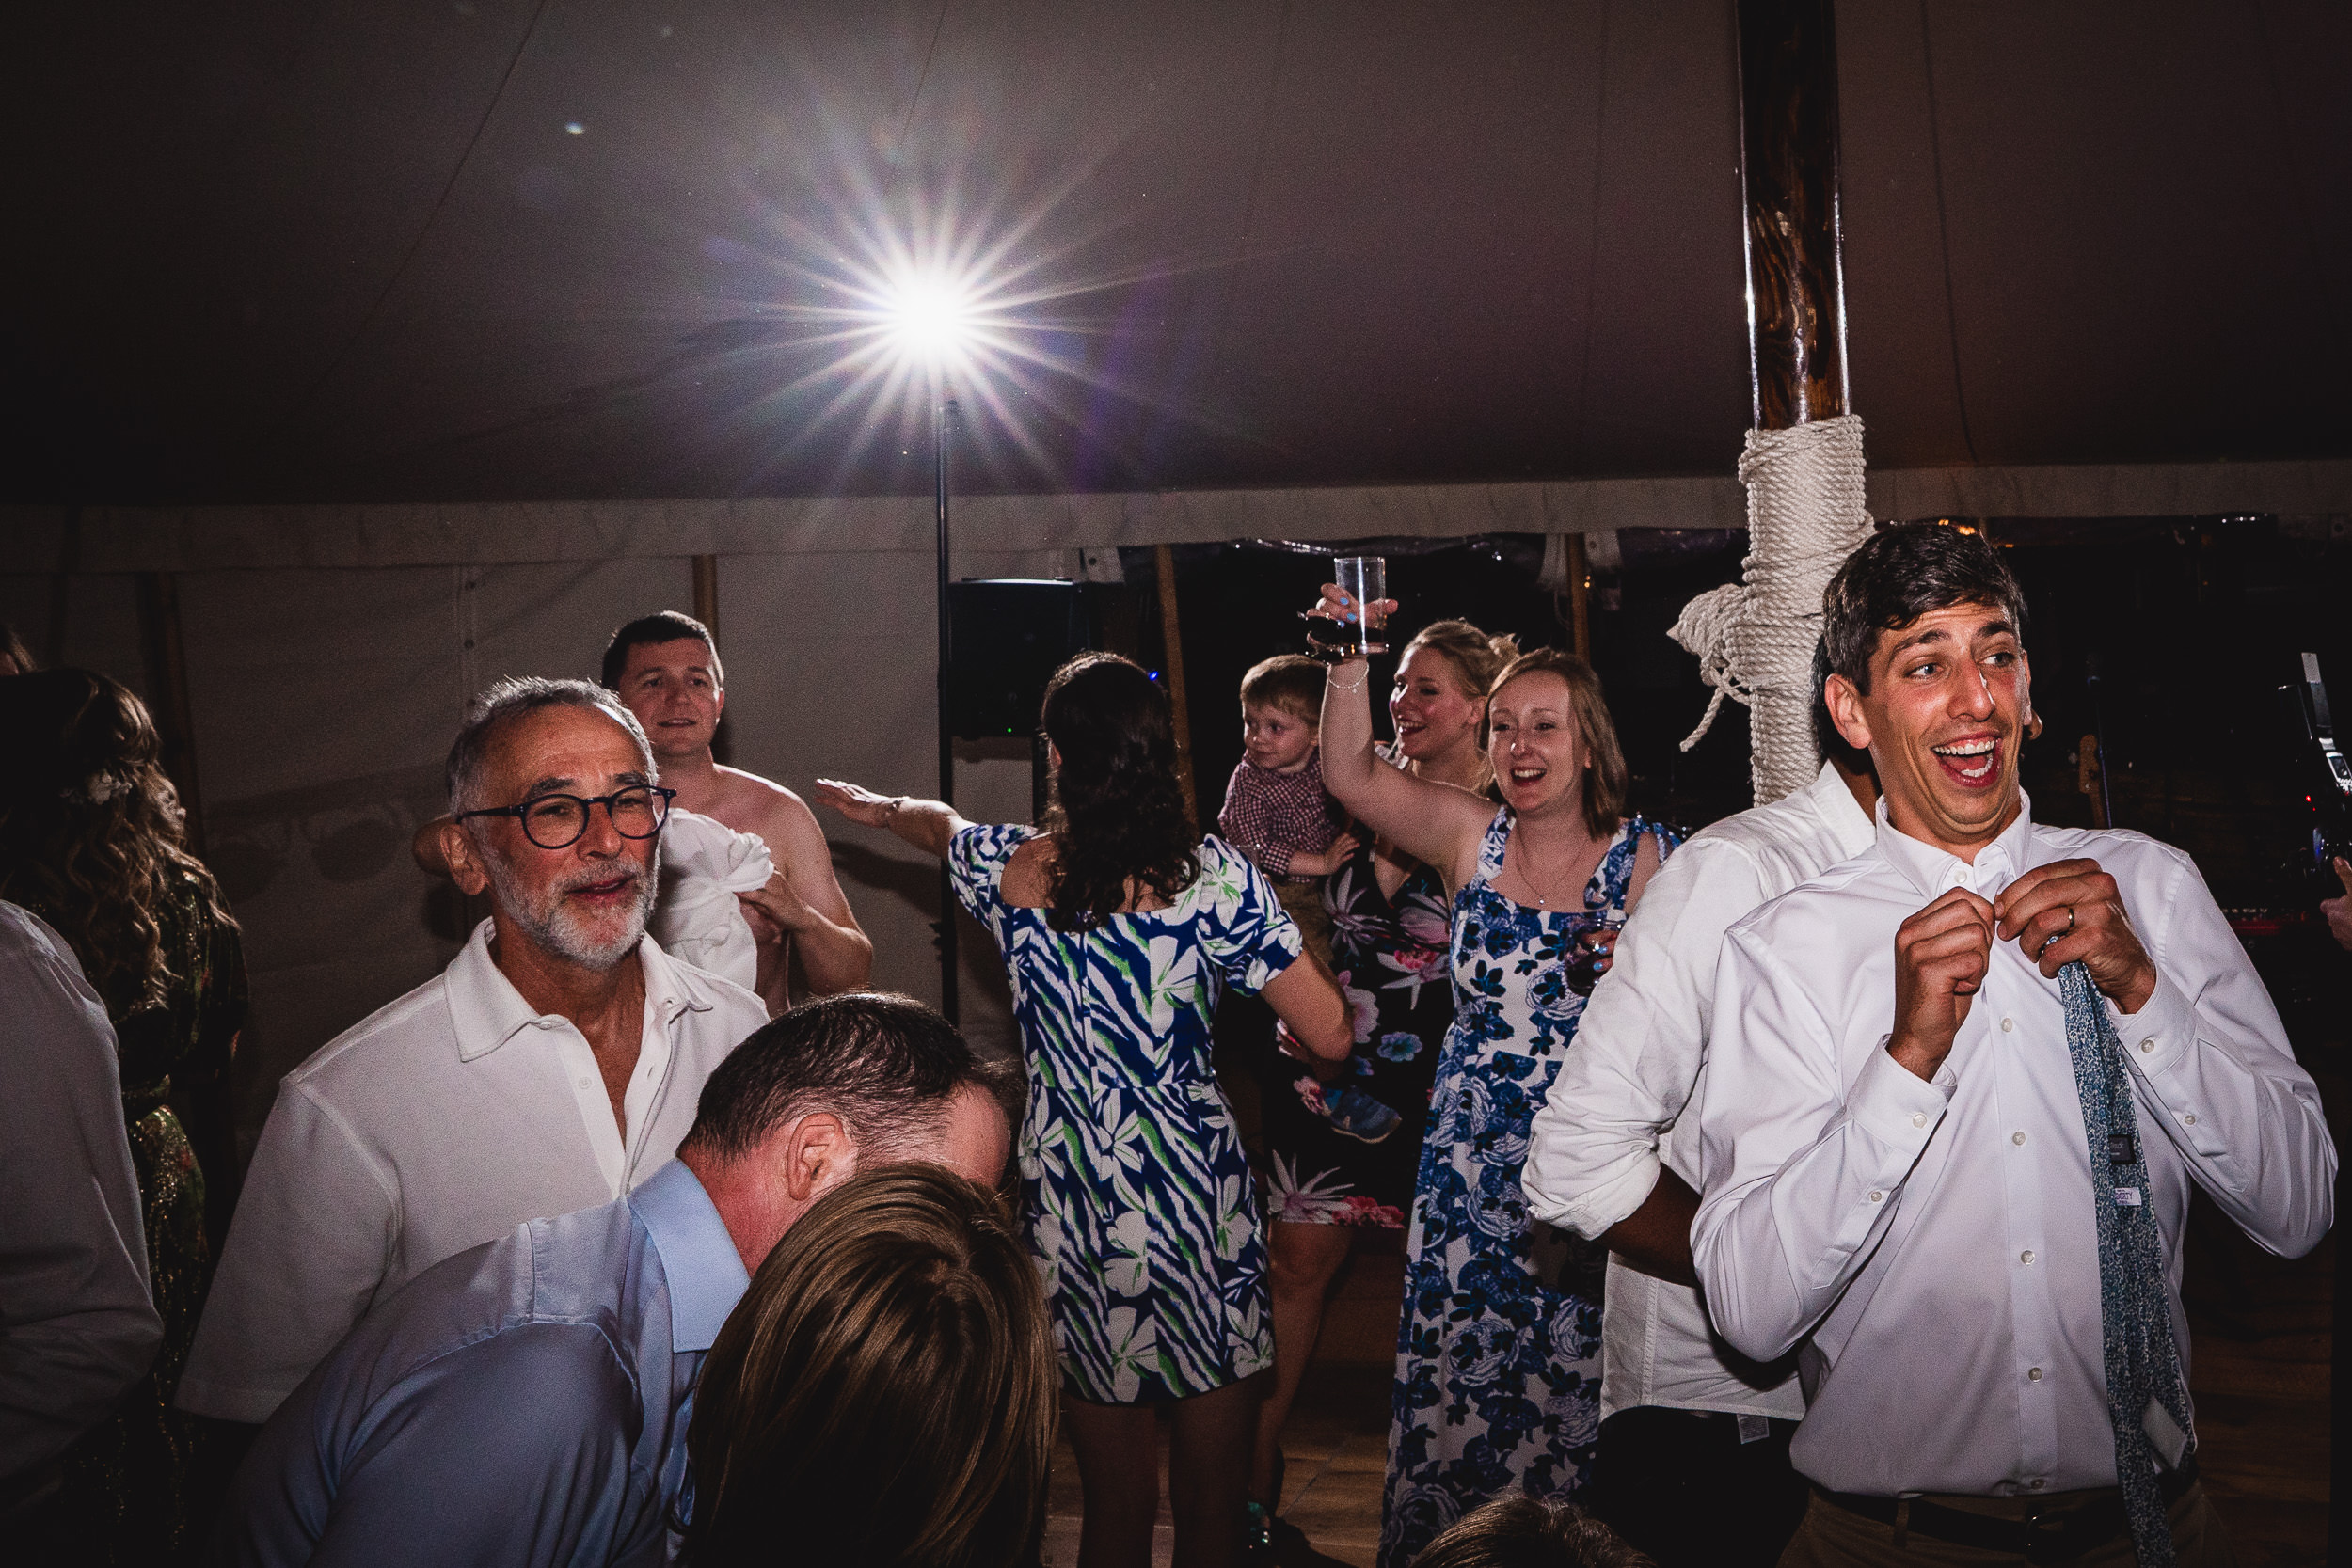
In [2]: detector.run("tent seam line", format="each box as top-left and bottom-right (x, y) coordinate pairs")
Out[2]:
(294, 0), (559, 416)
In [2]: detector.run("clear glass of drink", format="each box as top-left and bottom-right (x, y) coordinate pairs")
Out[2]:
(1331, 555), (1389, 655)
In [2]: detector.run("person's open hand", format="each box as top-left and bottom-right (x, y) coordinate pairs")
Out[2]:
(1289, 832), (1363, 878)
(2322, 856), (2352, 955)
(1993, 858), (2156, 1013)
(1887, 887), (1996, 1080)
(813, 779), (895, 828)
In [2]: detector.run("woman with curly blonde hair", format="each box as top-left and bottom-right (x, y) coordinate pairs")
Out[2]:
(0, 669), (247, 1562)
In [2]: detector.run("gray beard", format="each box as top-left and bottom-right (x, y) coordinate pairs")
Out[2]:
(485, 840), (660, 972)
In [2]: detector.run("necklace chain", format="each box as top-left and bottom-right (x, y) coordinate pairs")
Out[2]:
(1510, 831), (1588, 909)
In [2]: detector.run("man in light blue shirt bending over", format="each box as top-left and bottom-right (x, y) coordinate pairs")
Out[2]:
(215, 991), (1010, 1568)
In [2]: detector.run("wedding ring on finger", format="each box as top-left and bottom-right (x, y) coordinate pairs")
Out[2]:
(2039, 904), (2075, 954)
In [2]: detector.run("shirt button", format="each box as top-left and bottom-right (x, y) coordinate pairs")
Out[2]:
(2000, 1017), (2015, 1033)
(2012, 1131), (2027, 1146)
(2028, 1479), (2046, 1491)
(1911, 1113), (1928, 1128)
(2183, 1114), (2198, 1126)
(2020, 1250), (2036, 1265)
(578, 1076), (594, 1090)
(1868, 1191), (1883, 1203)
(2140, 1037), (2157, 1053)
(2028, 1368), (2042, 1382)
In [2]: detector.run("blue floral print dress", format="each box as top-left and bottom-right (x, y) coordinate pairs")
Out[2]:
(952, 826), (1304, 1403)
(1379, 809), (1677, 1567)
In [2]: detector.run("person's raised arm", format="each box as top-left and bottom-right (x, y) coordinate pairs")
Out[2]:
(812, 781), (972, 862)
(1309, 584), (1496, 887)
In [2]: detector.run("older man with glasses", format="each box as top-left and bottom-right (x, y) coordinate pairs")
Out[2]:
(180, 677), (768, 1429)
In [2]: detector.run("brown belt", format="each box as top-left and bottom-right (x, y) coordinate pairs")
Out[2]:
(1814, 1460), (2197, 1564)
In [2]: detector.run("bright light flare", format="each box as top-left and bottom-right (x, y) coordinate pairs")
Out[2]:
(882, 277), (979, 361)
(715, 163), (1251, 489)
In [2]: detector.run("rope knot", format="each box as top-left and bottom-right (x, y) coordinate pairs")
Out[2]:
(1671, 413), (1875, 803)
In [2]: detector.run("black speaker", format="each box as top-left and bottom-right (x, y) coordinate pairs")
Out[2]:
(946, 579), (1092, 740)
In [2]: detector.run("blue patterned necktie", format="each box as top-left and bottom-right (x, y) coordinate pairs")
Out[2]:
(2058, 959), (2193, 1566)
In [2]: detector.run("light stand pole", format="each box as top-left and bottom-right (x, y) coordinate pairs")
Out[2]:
(933, 386), (959, 1023)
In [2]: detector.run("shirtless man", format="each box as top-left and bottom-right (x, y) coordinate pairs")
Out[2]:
(599, 612), (871, 1013)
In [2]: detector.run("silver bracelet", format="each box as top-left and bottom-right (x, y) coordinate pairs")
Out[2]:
(1327, 663), (1371, 693)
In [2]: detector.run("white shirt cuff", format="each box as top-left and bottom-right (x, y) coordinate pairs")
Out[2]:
(1846, 1037), (1955, 1154)
(2110, 973), (2195, 1081)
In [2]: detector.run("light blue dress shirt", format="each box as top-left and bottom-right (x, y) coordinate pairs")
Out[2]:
(218, 1160), (750, 1567)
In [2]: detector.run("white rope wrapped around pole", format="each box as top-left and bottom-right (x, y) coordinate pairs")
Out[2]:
(1669, 412), (1875, 805)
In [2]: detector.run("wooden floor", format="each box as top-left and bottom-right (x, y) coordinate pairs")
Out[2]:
(1042, 1065), (2342, 1567)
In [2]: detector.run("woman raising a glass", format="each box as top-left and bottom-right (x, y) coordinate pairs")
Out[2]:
(1308, 583), (1675, 1568)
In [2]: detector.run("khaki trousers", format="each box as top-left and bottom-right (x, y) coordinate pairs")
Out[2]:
(1777, 1483), (2236, 1568)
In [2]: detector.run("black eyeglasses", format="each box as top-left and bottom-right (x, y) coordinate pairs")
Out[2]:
(455, 784), (676, 850)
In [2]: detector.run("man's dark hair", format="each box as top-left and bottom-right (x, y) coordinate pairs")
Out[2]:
(602, 610), (723, 692)
(1820, 522), (2026, 694)
(682, 991), (1006, 1163)
(1410, 1497), (1652, 1568)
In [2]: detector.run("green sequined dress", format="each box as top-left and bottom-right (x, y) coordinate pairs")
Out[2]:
(53, 870), (247, 1563)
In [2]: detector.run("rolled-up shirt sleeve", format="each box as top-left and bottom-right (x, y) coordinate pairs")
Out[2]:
(2109, 849), (2335, 1259)
(0, 921), (161, 1477)
(1692, 927), (1953, 1365)
(180, 1085), (398, 1423)
(1527, 840), (1760, 1240)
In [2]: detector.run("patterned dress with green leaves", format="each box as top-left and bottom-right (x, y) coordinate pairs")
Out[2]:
(953, 826), (1302, 1402)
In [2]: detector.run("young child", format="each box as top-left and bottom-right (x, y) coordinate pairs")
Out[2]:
(1218, 655), (1398, 1143)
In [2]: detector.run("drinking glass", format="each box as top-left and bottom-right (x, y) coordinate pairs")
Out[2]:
(1331, 555), (1389, 656)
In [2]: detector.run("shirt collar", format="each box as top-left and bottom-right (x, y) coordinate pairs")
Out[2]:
(446, 920), (714, 1064)
(1801, 759), (1879, 862)
(630, 1159), (752, 1354)
(1873, 789), (2040, 898)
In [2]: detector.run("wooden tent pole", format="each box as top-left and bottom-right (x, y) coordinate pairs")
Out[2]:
(1566, 534), (1592, 660)
(1737, 0), (1851, 431)
(1152, 544), (1199, 828)
(691, 555), (726, 764)
(691, 555), (721, 643)
(135, 572), (208, 857)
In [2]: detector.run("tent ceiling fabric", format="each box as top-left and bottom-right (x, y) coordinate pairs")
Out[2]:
(9, 1), (2348, 506)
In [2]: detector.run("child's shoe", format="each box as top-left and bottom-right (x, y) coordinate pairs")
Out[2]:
(1322, 1083), (1401, 1144)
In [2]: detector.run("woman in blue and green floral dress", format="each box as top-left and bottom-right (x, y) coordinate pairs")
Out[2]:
(818, 653), (1355, 1568)
(1309, 592), (1672, 1568)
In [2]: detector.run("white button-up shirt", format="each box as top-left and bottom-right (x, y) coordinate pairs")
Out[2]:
(1692, 796), (2334, 1497)
(1526, 760), (1875, 1421)
(179, 922), (766, 1423)
(0, 904), (161, 1475)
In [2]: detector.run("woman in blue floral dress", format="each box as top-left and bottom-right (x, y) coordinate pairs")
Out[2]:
(1246, 621), (1518, 1556)
(1310, 595), (1673, 1568)
(818, 653), (1354, 1568)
